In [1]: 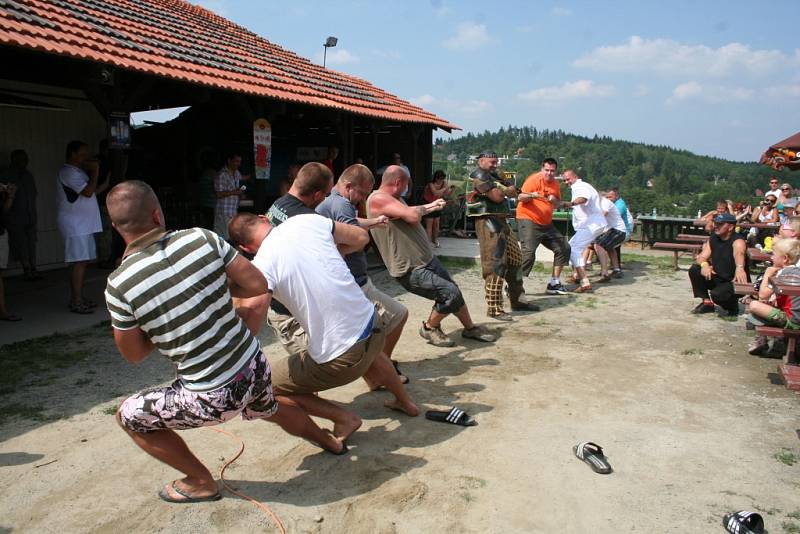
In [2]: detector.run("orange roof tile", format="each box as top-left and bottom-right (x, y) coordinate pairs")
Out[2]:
(0, 0), (458, 130)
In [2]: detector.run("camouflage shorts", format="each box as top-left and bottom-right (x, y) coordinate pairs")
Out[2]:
(119, 352), (277, 433)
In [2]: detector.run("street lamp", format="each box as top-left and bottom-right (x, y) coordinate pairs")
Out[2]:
(323, 36), (338, 67)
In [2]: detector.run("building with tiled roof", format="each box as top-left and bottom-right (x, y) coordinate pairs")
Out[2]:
(0, 0), (457, 268)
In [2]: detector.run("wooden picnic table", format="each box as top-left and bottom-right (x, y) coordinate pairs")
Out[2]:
(639, 216), (706, 248)
(739, 222), (780, 230)
(676, 233), (709, 243)
(747, 247), (772, 264)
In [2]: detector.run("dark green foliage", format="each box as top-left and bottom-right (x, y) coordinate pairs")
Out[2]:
(434, 127), (783, 216)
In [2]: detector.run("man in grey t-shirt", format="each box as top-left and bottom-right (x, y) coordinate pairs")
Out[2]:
(316, 164), (411, 386)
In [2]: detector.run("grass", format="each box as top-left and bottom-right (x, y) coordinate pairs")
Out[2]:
(774, 449), (798, 466)
(783, 521), (800, 533)
(681, 348), (704, 356)
(0, 321), (108, 397)
(788, 510), (800, 520)
(0, 403), (47, 425)
(574, 296), (598, 309)
(101, 405), (118, 416)
(623, 253), (686, 274)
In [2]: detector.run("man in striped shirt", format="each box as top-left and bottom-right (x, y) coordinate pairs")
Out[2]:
(105, 181), (347, 504)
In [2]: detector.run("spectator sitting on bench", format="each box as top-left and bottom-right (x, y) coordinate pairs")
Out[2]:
(747, 238), (800, 355)
(702, 199), (732, 233)
(775, 215), (800, 241)
(689, 212), (747, 316)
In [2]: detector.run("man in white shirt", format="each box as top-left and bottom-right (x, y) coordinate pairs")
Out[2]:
(765, 177), (781, 198)
(595, 194), (629, 281)
(562, 170), (608, 292)
(56, 140), (109, 314)
(229, 212), (419, 419)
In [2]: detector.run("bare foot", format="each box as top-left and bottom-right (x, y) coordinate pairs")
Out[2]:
(321, 430), (348, 455)
(333, 413), (362, 441)
(384, 398), (419, 417)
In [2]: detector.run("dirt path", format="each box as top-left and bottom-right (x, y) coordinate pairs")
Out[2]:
(1, 257), (799, 533)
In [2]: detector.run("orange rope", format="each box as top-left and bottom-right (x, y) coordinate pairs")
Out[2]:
(209, 427), (286, 534)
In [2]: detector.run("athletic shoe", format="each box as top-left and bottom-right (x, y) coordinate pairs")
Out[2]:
(611, 270), (624, 279)
(546, 282), (570, 295)
(691, 302), (715, 314)
(487, 311), (513, 322)
(462, 325), (496, 342)
(419, 322), (454, 347)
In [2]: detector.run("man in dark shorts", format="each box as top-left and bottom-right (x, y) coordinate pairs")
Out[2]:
(367, 165), (495, 347)
(468, 150), (538, 321)
(105, 181), (347, 504)
(689, 212), (748, 316)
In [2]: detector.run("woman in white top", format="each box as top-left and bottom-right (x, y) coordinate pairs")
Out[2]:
(751, 193), (779, 224)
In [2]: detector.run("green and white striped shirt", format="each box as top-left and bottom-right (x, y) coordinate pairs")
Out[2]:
(105, 227), (259, 392)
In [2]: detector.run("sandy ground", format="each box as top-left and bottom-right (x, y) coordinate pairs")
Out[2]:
(1, 256), (799, 533)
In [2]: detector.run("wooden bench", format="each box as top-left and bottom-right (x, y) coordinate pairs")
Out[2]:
(652, 242), (702, 270)
(734, 282), (757, 296)
(676, 233), (709, 243)
(754, 326), (800, 390)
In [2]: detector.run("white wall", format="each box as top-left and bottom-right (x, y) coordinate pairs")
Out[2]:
(0, 80), (107, 266)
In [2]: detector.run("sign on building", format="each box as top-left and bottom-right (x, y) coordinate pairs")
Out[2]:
(253, 118), (272, 180)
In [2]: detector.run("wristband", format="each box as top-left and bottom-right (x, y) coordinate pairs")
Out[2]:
(700, 261), (709, 268)
(736, 264), (744, 268)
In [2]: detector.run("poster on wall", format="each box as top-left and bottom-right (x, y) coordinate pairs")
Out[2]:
(253, 118), (272, 180)
(109, 112), (131, 149)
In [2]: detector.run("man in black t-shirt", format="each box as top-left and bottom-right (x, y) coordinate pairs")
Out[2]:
(689, 212), (748, 316)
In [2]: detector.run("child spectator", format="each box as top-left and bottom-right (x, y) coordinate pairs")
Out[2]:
(747, 238), (800, 354)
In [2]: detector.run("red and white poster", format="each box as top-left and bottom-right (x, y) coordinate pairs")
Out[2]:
(253, 118), (271, 180)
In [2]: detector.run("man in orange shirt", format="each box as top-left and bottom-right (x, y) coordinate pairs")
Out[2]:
(516, 158), (571, 295)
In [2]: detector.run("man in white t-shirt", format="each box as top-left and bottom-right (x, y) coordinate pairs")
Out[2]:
(56, 140), (109, 314)
(229, 212), (419, 419)
(765, 177), (780, 198)
(594, 194), (628, 281)
(562, 170), (608, 292)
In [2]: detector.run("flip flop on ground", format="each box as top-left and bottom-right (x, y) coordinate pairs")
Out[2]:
(722, 511), (764, 534)
(425, 407), (477, 426)
(158, 481), (222, 504)
(573, 441), (613, 474)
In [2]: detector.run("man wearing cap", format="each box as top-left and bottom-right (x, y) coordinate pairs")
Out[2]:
(689, 212), (748, 315)
(468, 150), (538, 321)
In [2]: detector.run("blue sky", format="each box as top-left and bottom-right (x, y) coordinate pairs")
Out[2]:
(195, 0), (800, 162)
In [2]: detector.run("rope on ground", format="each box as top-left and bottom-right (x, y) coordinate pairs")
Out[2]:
(209, 426), (286, 534)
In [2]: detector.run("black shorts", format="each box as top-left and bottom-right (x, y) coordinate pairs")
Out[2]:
(595, 228), (626, 250)
(397, 257), (465, 314)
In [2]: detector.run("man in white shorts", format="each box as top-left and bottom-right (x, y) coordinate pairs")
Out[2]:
(56, 140), (109, 314)
(562, 170), (608, 292)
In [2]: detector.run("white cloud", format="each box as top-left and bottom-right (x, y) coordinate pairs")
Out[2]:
(409, 94), (492, 116)
(196, 0), (228, 16)
(316, 48), (360, 66)
(764, 85), (800, 98)
(518, 80), (615, 103)
(551, 7), (572, 16)
(443, 22), (490, 51)
(411, 94), (437, 107)
(574, 36), (798, 78)
(666, 82), (754, 104)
